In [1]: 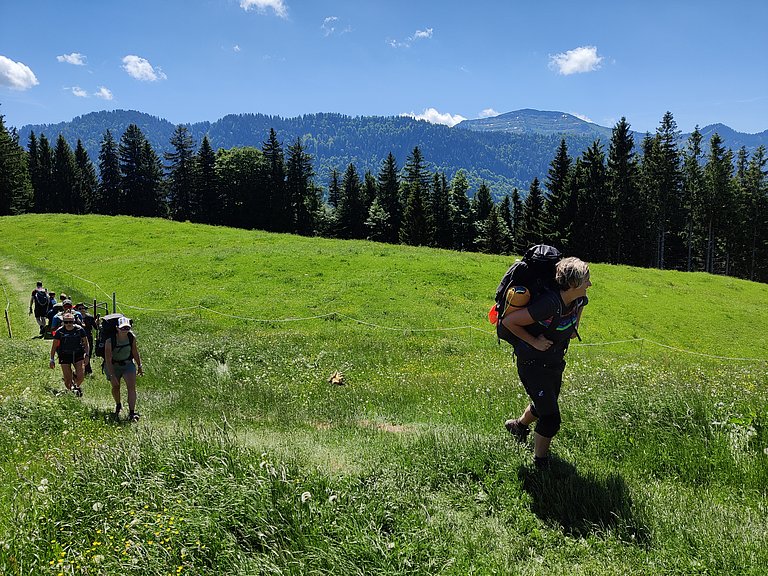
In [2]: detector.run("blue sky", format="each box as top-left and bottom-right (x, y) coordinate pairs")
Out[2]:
(1, 0), (766, 134)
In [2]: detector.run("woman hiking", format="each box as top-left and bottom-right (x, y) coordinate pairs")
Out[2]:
(104, 316), (143, 422)
(49, 312), (89, 396)
(502, 257), (591, 469)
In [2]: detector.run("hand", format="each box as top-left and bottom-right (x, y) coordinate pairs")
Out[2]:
(532, 335), (554, 352)
(137, 365), (144, 377)
(49, 360), (55, 369)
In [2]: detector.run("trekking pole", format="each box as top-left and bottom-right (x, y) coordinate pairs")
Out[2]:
(112, 292), (116, 314)
(4, 309), (11, 339)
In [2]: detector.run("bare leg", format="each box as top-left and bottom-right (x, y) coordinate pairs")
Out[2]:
(111, 376), (122, 406)
(61, 364), (74, 390)
(534, 433), (552, 459)
(74, 360), (85, 388)
(124, 371), (137, 414)
(519, 404), (538, 427)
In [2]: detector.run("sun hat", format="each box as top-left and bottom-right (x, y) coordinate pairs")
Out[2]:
(117, 317), (132, 329)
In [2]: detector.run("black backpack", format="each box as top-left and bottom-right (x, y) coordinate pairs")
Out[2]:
(34, 289), (50, 308)
(95, 313), (132, 358)
(494, 244), (562, 345)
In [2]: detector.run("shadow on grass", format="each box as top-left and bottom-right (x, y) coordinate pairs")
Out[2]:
(88, 406), (133, 427)
(518, 458), (650, 545)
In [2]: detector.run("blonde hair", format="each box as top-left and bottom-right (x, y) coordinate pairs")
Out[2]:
(555, 257), (589, 290)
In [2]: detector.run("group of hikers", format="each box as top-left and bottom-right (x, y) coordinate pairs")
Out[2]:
(30, 281), (143, 422)
(27, 245), (591, 466)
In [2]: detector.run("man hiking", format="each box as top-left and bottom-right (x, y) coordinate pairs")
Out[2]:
(29, 281), (50, 336)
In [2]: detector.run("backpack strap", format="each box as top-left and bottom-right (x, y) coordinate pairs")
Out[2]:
(542, 291), (563, 340)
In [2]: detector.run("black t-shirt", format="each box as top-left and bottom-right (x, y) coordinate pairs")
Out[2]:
(54, 326), (87, 354)
(514, 291), (588, 361)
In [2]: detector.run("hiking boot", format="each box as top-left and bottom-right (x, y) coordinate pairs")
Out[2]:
(129, 412), (140, 423)
(73, 386), (83, 398)
(114, 403), (122, 418)
(504, 419), (530, 443)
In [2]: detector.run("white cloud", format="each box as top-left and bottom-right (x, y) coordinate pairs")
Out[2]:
(388, 27), (434, 48)
(322, 16), (338, 36)
(233, 44), (241, 52)
(94, 86), (113, 100)
(240, 0), (287, 18)
(57, 52), (87, 66)
(570, 112), (593, 123)
(402, 107), (467, 127)
(0, 55), (39, 90)
(549, 45), (603, 75)
(479, 108), (500, 118)
(122, 55), (167, 81)
(70, 86), (88, 98)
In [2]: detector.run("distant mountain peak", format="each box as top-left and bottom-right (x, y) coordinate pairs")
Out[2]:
(456, 108), (614, 140)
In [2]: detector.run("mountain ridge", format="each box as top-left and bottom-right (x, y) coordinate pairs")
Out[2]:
(16, 109), (766, 198)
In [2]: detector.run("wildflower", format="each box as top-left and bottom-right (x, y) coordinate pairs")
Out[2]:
(328, 494), (338, 503)
(301, 491), (312, 503)
(92, 502), (104, 512)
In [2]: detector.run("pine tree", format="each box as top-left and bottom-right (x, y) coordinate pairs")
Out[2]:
(576, 141), (611, 262)
(262, 128), (288, 232)
(195, 136), (219, 224)
(519, 178), (546, 249)
(118, 124), (146, 215)
(35, 133), (54, 213)
(327, 169), (341, 209)
(74, 139), (98, 213)
(376, 152), (401, 242)
(335, 163), (366, 239)
(510, 188), (524, 255)
(743, 146), (767, 281)
(544, 138), (573, 248)
(138, 140), (166, 217)
(214, 146), (267, 229)
(649, 112), (683, 269)
(498, 194), (514, 253)
(681, 128), (705, 271)
(98, 130), (121, 215)
(472, 181), (494, 222)
(0, 114), (32, 215)
(428, 172), (453, 249)
(165, 124), (198, 221)
(365, 197), (390, 242)
(703, 133), (734, 274)
(400, 147), (430, 245)
(52, 135), (77, 213)
(607, 118), (641, 264)
(449, 170), (473, 250)
(476, 205), (509, 254)
(286, 137), (318, 235)
(27, 132), (43, 211)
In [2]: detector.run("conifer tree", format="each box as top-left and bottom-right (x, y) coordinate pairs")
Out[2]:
(286, 137), (319, 235)
(400, 146), (430, 245)
(703, 133), (734, 274)
(327, 169), (341, 209)
(472, 181), (494, 223)
(262, 128), (288, 232)
(510, 188), (524, 255)
(544, 138), (573, 249)
(35, 133), (54, 213)
(214, 146), (267, 229)
(428, 172), (453, 249)
(498, 194), (514, 253)
(681, 128), (705, 271)
(118, 124), (146, 215)
(576, 141), (611, 262)
(335, 163), (366, 239)
(365, 197), (389, 242)
(476, 205), (509, 254)
(519, 177), (546, 249)
(607, 118), (641, 264)
(0, 114), (32, 215)
(376, 152), (401, 242)
(27, 132), (43, 211)
(743, 146), (767, 281)
(74, 139), (98, 213)
(138, 140), (166, 217)
(52, 135), (77, 213)
(98, 130), (121, 215)
(195, 136), (219, 224)
(165, 124), (198, 221)
(449, 170), (473, 250)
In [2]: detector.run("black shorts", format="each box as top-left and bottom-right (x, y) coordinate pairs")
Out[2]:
(516, 358), (566, 417)
(58, 350), (85, 365)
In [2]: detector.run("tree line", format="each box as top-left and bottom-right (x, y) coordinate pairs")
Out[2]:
(1, 111), (766, 283)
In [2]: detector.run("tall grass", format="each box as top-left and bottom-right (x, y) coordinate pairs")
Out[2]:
(0, 214), (766, 575)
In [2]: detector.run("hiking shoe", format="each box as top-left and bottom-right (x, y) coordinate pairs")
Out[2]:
(73, 386), (83, 398)
(129, 412), (140, 423)
(504, 419), (530, 443)
(114, 403), (122, 417)
(533, 455), (551, 470)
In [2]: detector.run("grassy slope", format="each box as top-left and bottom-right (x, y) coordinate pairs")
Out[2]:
(0, 214), (766, 575)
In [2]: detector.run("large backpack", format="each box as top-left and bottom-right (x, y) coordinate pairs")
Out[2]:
(493, 244), (562, 345)
(95, 313), (132, 358)
(34, 289), (50, 308)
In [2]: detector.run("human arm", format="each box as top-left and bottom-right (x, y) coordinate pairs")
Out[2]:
(49, 340), (58, 368)
(131, 337), (143, 376)
(501, 308), (554, 352)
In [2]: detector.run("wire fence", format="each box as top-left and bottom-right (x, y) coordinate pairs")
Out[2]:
(3, 243), (766, 363)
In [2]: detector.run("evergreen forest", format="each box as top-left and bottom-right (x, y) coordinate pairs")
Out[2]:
(1, 111), (767, 283)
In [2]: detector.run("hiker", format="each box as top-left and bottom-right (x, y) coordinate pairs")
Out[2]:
(502, 256), (591, 469)
(104, 316), (143, 422)
(75, 303), (96, 375)
(51, 300), (83, 330)
(47, 290), (57, 312)
(28, 281), (50, 335)
(49, 312), (89, 396)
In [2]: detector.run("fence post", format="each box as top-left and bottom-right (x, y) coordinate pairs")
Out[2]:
(4, 309), (11, 339)
(112, 292), (116, 314)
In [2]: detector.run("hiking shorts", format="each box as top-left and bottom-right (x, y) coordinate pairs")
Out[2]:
(107, 360), (136, 381)
(58, 350), (85, 365)
(516, 358), (566, 419)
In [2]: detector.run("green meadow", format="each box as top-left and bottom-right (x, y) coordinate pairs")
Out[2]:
(0, 214), (766, 575)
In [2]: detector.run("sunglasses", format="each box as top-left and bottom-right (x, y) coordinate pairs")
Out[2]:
(119, 326), (131, 331)
(63, 321), (74, 325)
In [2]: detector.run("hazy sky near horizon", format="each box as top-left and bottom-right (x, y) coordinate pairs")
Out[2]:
(1, 0), (766, 134)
